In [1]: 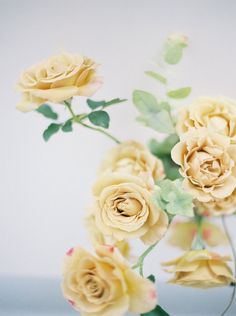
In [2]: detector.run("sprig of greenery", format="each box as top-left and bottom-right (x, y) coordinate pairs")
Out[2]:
(36, 97), (127, 142)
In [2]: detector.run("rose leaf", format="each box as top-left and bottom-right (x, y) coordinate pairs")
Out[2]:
(36, 104), (58, 120)
(43, 123), (62, 141)
(88, 110), (110, 129)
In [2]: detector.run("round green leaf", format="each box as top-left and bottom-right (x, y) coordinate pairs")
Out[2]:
(88, 110), (110, 129)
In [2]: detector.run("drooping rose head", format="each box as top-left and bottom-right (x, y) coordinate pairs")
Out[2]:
(176, 97), (236, 143)
(17, 53), (102, 112)
(91, 173), (168, 245)
(171, 128), (236, 202)
(196, 188), (236, 216)
(62, 245), (157, 316)
(168, 220), (227, 250)
(99, 141), (165, 185)
(162, 250), (235, 288)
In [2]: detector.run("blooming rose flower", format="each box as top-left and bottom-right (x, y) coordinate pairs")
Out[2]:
(176, 97), (236, 143)
(17, 53), (102, 112)
(62, 245), (157, 316)
(196, 188), (236, 216)
(99, 141), (165, 183)
(162, 250), (235, 288)
(171, 128), (236, 202)
(168, 220), (227, 250)
(86, 215), (131, 259)
(91, 173), (168, 245)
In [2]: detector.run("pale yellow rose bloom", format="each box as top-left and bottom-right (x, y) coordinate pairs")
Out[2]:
(162, 250), (235, 288)
(91, 173), (168, 245)
(86, 215), (131, 259)
(171, 128), (236, 202)
(168, 220), (227, 250)
(99, 141), (165, 184)
(176, 97), (236, 143)
(62, 245), (157, 316)
(17, 53), (102, 112)
(196, 188), (236, 216)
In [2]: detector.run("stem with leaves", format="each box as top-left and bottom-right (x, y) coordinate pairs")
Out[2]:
(64, 100), (121, 144)
(220, 216), (236, 316)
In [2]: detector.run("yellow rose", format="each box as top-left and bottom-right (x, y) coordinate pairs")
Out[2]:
(168, 220), (227, 250)
(17, 53), (102, 112)
(99, 141), (165, 184)
(171, 128), (236, 202)
(196, 188), (236, 216)
(162, 250), (234, 288)
(62, 245), (157, 316)
(86, 215), (131, 259)
(176, 97), (236, 143)
(91, 173), (168, 245)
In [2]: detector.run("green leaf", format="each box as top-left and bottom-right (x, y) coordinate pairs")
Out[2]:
(145, 71), (167, 84)
(147, 274), (156, 283)
(103, 98), (127, 108)
(153, 179), (194, 217)
(43, 123), (62, 141)
(164, 42), (183, 65)
(87, 99), (106, 110)
(161, 156), (181, 180)
(149, 134), (179, 158)
(36, 104), (58, 120)
(167, 87), (191, 99)
(88, 110), (110, 128)
(137, 110), (175, 134)
(142, 305), (170, 316)
(62, 119), (73, 132)
(87, 98), (127, 110)
(133, 90), (160, 113)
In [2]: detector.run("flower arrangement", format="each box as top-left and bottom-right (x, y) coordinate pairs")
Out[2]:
(16, 34), (236, 316)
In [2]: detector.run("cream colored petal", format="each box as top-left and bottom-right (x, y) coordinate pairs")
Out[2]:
(16, 92), (45, 112)
(171, 142), (186, 166)
(30, 86), (80, 103)
(125, 269), (157, 314)
(140, 211), (168, 245)
(212, 176), (236, 199)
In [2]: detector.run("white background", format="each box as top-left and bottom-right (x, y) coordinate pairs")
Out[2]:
(1, 0), (236, 280)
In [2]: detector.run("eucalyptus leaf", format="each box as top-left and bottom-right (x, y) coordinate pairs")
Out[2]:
(161, 156), (181, 180)
(43, 123), (62, 141)
(145, 71), (167, 84)
(142, 305), (170, 316)
(36, 104), (58, 120)
(62, 119), (73, 132)
(149, 134), (179, 157)
(133, 90), (160, 113)
(137, 110), (175, 134)
(167, 87), (191, 99)
(164, 41), (183, 65)
(88, 110), (110, 128)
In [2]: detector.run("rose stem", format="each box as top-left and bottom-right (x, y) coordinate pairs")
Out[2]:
(64, 100), (121, 144)
(132, 242), (158, 277)
(220, 216), (236, 316)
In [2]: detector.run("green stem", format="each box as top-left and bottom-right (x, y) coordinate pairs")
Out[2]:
(191, 213), (205, 250)
(78, 121), (121, 144)
(132, 242), (158, 277)
(220, 216), (236, 316)
(64, 101), (121, 144)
